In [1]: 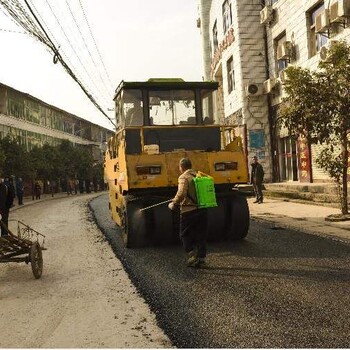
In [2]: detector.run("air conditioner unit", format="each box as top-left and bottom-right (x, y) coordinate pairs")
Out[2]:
(245, 83), (263, 96)
(330, 0), (350, 22)
(315, 9), (330, 33)
(276, 41), (294, 61)
(278, 69), (288, 84)
(260, 5), (274, 24)
(263, 78), (277, 94)
(319, 40), (339, 60)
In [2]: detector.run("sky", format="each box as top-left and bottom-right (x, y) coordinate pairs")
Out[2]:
(0, 0), (203, 130)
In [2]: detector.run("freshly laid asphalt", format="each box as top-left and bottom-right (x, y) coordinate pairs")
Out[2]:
(90, 194), (350, 348)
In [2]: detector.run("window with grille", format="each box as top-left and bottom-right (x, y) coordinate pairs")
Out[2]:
(222, 0), (232, 33)
(227, 57), (235, 93)
(309, 3), (328, 57)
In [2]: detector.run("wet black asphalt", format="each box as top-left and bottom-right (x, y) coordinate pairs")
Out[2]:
(90, 194), (350, 348)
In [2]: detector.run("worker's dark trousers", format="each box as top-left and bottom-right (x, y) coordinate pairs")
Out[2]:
(180, 208), (208, 258)
(0, 210), (9, 236)
(253, 181), (264, 203)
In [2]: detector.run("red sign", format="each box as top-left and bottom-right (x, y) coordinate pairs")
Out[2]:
(211, 28), (235, 72)
(297, 135), (311, 182)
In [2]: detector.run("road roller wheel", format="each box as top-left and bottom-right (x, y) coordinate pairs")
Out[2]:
(121, 197), (147, 248)
(226, 193), (250, 240)
(30, 242), (43, 279)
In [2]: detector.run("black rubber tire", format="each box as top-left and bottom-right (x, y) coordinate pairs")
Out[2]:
(123, 198), (147, 248)
(30, 242), (43, 279)
(225, 193), (250, 240)
(207, 199), (227, 241)
(151, 204), (178, 246)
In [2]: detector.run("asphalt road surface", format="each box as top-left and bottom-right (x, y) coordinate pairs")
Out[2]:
(90, 194), (350, 348)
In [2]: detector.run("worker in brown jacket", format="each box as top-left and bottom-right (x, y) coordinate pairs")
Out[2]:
(168, 158), (208, 267)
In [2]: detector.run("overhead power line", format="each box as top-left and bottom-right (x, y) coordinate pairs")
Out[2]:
(78, 0), (114, 91)
(0, 0), (116, 128)
(65, 0), (113, 98)
(25, 0), (98, 102)
(43, 0), (111, 106)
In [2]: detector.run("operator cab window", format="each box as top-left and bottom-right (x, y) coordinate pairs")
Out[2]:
(122, 90), (143, 127)
(149, 90), (196, 125)
(201, 89), (216, 125)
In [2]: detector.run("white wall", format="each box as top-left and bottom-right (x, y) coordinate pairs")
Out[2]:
(265, 0), (350, 181)
(199, 0), (272, 181)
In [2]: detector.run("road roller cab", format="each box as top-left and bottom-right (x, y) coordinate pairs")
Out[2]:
(104, 79), (250, 247)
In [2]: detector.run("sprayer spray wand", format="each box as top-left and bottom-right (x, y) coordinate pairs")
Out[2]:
(139, 199), (173, 212)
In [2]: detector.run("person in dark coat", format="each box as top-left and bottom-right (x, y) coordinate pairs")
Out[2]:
(16, 177), (24, 205)
(34, 181), (41, 200)
(0, 176), (15, 233)
(250, 155), (264, 204)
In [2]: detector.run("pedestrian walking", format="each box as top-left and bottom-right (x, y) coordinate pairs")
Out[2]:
(66, 179), (73, 195)
(0, 175), (15, 234)
(168, 157), (208, 268)
(251, 155), (264, 204)
(16, 177), (24, 205)
(34, 181), (41, 200)
(5, 176), (16, 206)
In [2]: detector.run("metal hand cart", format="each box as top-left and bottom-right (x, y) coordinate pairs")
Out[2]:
(0, 219), (46, 279)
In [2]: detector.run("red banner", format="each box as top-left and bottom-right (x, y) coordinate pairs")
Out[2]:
(297, 135), (311, 182)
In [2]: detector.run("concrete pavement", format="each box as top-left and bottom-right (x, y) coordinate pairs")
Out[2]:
(10, 191), (100, 211)
(248, 197), (350, 243)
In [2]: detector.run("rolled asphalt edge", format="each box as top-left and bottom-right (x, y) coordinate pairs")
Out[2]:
(9, 191), (350, 245)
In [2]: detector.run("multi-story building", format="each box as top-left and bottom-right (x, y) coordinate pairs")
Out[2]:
(263, 0), (350, 183)
(0, 82), (113, 162)
(198, 0), (273, 181)
(198, 0), (350, 183)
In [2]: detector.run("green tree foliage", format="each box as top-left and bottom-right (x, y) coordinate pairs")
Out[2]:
(279, 40), (350, 214)
(0, 136), (30, 177)
(0, 136), (101, 193)
(0, 147), (5, 175)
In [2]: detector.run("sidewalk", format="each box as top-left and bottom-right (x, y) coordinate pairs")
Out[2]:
(9, 191), (104, 212)
(248, 197), (350, 243)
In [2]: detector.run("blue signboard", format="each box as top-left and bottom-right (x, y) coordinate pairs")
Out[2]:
(249, 129), (265, 149)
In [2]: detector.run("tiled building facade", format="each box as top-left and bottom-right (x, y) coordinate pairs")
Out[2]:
(0, 83), (113, 162)
(198, 0), (350, 183)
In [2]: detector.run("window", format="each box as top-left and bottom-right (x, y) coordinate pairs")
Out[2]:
(222, 0), (232, 33)
(276, 34), (288, 72)
(309, 3), (328, 57)
(122, 90), (143, 127)
(149, 90), (195, 126)
(227, 57), (235, 93)
(213, 21), (218, 53)
(201, 90), (217, 125)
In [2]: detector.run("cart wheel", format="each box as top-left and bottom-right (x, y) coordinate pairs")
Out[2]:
(30, 242), (43, 279)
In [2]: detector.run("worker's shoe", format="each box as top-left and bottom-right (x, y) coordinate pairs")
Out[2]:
(187, 251), (199, 267)
(197, 258), (207, 268)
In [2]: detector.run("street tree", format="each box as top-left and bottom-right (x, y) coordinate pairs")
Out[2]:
(0, 147), (5, 175)
(0, 136), (30, 178)
(73, 146), (94, 180)
(279, 40), (350, 215)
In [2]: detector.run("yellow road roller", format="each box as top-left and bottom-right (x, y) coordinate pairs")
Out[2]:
(104, 79), (250, 247)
